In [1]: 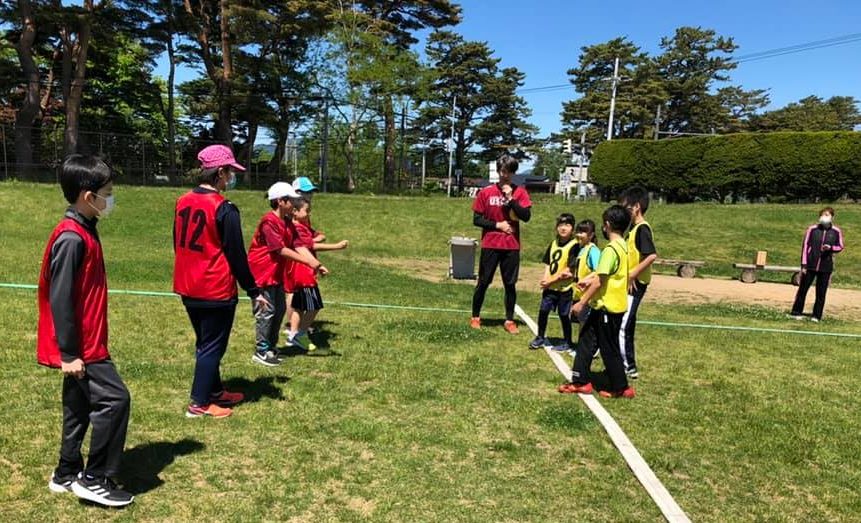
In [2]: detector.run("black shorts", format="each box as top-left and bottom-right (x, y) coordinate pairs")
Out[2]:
(540, 289), (573, 316)
(291, 286), (324, 312)
(478, 248), (520, 286)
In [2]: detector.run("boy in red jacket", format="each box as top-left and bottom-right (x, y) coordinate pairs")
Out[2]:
(37, 155), (134, 507)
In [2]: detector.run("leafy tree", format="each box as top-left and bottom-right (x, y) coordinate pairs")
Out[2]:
(655, 26), (738, 134)
(531, 143), (567, 182)
(471, 66), (537, 162)
(416, 30), (536, 177)
(349, 0), (461, 191)
(715, 85), (770, 133)
(748, 95), (861, 132)
(561, 37), (664, 142)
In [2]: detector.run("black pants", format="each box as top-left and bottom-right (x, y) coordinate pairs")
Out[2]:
(57, 360), (130, 479)
(472, 248), (520, 320)
(619, 281), (648, 372)
(538, 289), (573, 343)
(571, 309), (629, 393)
(186, 304), (236, 406)
(791, 270), (832, 320)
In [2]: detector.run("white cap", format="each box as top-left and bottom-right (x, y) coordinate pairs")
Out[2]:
(267, 181), (299, 200)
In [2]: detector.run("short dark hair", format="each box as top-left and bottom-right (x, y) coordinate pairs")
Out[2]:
(269, 196), (290, 210)
(620, 185), (650, 215)
(576, 219), (597, 241)
(603, 205), (631, 234)
(496, 154), (518, 175)
(196, 167), (222, 186)
(556, 213), (575, 226)
(820, 206), (835, 217)
(293, 196), (310, 209)
(60, 154), (115, 204)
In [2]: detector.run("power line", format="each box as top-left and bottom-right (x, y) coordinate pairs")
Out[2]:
(515, 32), (861, 96)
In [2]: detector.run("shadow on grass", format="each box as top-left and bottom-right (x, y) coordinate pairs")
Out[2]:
(222, 375), (290, 403)
(122, 438), (205, 495)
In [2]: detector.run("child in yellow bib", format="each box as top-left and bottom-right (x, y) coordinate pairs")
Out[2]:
(559, 205), (635, 399)
(619, 186), (658, 379)
(570, 219), (601, 324)
(529, 213), (579, 352)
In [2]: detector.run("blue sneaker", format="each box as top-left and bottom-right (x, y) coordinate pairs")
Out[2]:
(551, 342), (573, 353)
(528, 336), (547, 350)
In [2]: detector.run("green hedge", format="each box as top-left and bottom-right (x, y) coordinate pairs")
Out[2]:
(589, 132), (861, 202)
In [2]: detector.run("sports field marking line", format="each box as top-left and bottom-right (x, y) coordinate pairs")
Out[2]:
(514, 304), (692, 523)
(2, 282), (860, 338)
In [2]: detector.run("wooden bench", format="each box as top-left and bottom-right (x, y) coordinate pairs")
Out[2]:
(733, 263), (801, 285)
(653, 258), (705, 278)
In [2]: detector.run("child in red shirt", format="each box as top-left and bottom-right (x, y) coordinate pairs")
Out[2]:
(287, 197), (348, 352)
(247, 182), (323, 366)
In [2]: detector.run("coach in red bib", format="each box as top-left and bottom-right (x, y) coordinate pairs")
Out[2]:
(173, 144), (268, 418)
(470, 154), (532, 334)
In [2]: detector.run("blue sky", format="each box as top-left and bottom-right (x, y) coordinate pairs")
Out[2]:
(453, 0), (861, 137)
(156, 0), (861, 138)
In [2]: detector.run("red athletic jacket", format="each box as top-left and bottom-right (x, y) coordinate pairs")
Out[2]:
(37, 218), (109, 367)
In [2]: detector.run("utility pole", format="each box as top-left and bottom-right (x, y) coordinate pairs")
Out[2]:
(654, 104), (661, 140)
(290, 132), (297, 177)
(421, 141), (427, 189)
(606, 57), (620, 141)
(446, 95), (457, 197)
(321, 97), (329, 192)
(576, 131), (586, 200)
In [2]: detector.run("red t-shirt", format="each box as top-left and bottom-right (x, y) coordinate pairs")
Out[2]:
(281, 218), (298, 292)
(472, 183), (532, 250)
(247, 212), (287, 287)
(291, 220), (318, 288)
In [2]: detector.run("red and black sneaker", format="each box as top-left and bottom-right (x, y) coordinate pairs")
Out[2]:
(598, 387), (635, 399)
(210, 389), (244, 407)
(558, 382), (593, 394)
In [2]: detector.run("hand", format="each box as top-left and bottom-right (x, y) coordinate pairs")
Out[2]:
(61, 358), (86, 379)
(501, 184), (513, 199)
(496, 221), (513, 234)
(539, 278), (550, 289)
(801, 268), (807, 275)
(316, 264), (330, 276)
(571, 301), (583, 318)
(628, 279), (637, 294)
(821, 244), (831, 252)
(337, 240), (349, 250)
(254, 294), (271, 309)
(559, 268), (573, 279)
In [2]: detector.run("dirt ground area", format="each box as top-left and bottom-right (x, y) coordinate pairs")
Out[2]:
(362, 256), (861, 322)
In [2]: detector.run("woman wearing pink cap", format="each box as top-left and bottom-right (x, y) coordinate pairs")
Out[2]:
(172, 144), (269, 418)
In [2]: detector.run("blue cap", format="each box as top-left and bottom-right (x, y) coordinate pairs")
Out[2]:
(292, 176), (318, 193)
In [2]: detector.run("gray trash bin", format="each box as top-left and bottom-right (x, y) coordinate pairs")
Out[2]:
(449, 236), (477, 279)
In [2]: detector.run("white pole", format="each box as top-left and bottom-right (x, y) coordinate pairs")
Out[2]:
(606, 57), (620, 141)
(447, 95), (457, 197)
(577, 131), (585, 200)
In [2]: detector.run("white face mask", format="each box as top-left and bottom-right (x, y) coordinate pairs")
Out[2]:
(819, 215), (832, 225)
(92, 193), (115, 217)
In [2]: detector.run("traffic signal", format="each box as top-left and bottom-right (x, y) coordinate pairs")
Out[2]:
(563, 138), (573, 154)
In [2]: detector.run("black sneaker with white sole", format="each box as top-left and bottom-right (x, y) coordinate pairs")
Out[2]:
(71, 474), (134, 507)
(252, 349), (281, 366)
(48, 471), (78, 493)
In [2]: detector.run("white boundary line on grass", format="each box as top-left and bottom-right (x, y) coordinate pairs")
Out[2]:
(2, 282), (861, 338)
(514, 304), (692, 523)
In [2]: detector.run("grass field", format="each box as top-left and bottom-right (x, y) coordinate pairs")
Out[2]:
(1, 182), (860, 522)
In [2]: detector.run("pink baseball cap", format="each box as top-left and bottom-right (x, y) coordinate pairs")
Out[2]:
(197, 144), (246, 171)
